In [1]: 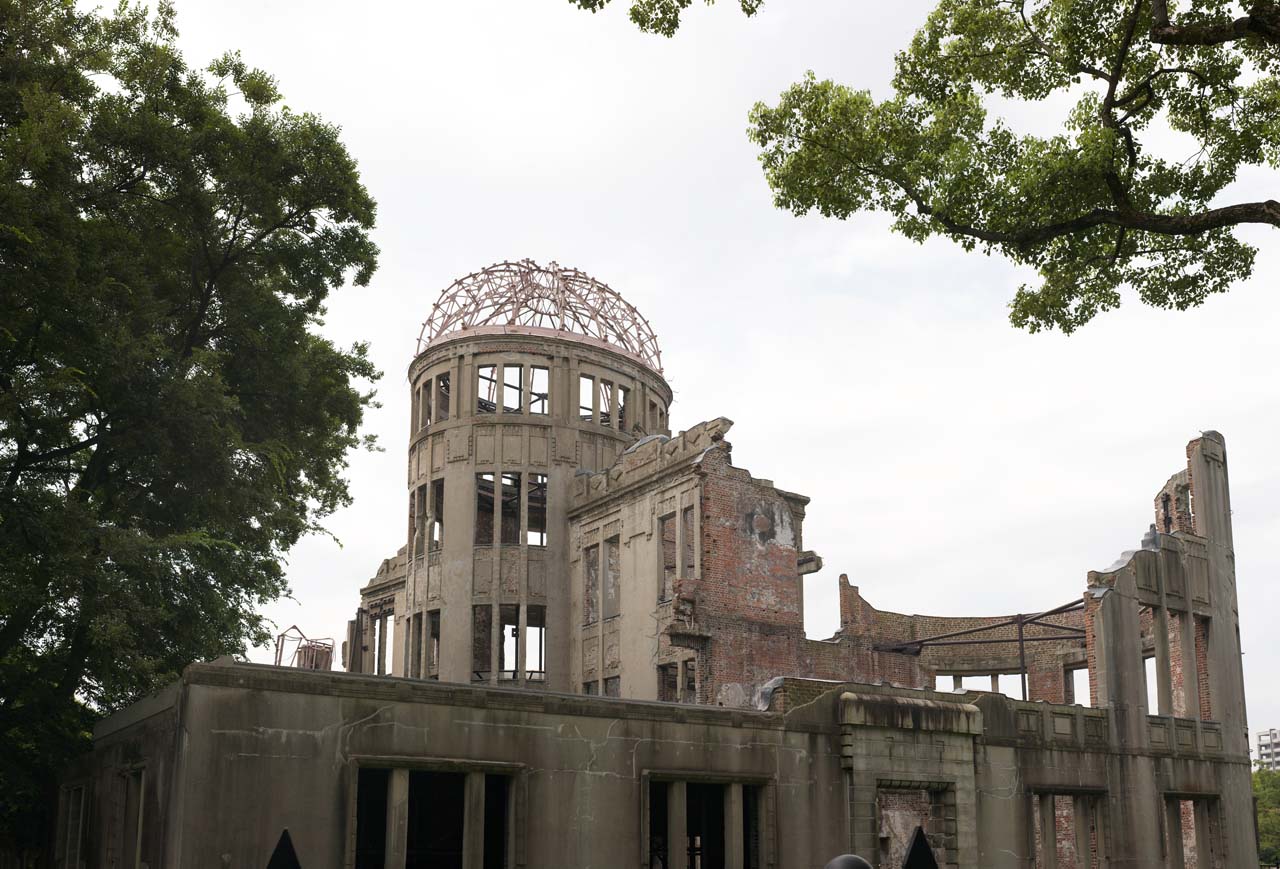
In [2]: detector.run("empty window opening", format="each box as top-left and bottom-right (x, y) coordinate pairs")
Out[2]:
(502, 364), (523, 414)
(686, 783), (727, 869)
(579, 375), (595, 422)
(658, 514), (677, 602)
(475, 474), (495, 545)
(428, 610), (441, 678)
(1144, 654), (1160, 714)
(477, 365), (498, 414)
(525, 605), (546, 682)
(1070, 668), (1092, 707)
(483, 774), (510, 869)
(526, 474), (547, 546)
(412, 486), (427, 558)
(1194, 617), (1212, 720)
(530, 366), (549, 415)
(681, 659), (697, 704)
(583, 680), (599, 695)
(649, 781), (669, 867)
(374, 613), (394, 676)
(599, 380), (614, 427)
(583, 544), (599, 625)
(500, 473), (521, 545)
(743, 785), (763, 869)
(421, 381), (433, 430)
(658, 406), (666, 432)
(1032, 794), (1088, 869)
(681, 506), (695, 577)
(411, 612), (424, 679)
(1165, 797), (1218, 868)
(618, 386), (630, 432)
(658, 663), (678, 702)
(430, 479), (444, 550)
(603, 536), (621, 620)
(436, 373), (451, 421)
(354, 767), (390, 869)
(499, 604), (519, 681)
(603, 675), (621, 697)
(472, 604), (492, 682)
(649, 399), (659, 431)
(406, 771), (465, 869)
(1161, 493), (1173, 533)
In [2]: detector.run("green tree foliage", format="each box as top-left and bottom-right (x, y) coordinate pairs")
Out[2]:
(1259, 769), (1280, 865)
(572, 0), (1280, 332)
(0, 0), (378, 853)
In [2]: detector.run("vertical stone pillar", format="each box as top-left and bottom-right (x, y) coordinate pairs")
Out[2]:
(952, 675), (963, 691)
(1038, 793), (1058, 869)
(668, 781), (688, 869)
(1164, 799), (1186, 869)
(384, 768), (409, 869)
(990, 674), (1000, 692)
(724, 783), (744, 869)
(1154, 606), (1173, 715)
(1072, 796), (1091, 869)
(464, 772), (485, 869)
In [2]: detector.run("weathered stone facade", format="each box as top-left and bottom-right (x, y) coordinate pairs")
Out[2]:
(58, 263), (1258, 867)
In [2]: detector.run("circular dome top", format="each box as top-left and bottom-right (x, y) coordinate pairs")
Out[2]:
(417, 260), (662, 372)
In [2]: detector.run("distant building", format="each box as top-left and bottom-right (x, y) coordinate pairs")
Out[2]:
(1259, 728), (1280, 770)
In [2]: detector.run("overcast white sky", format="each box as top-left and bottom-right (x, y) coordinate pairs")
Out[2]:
(168, 0), (1279, 736)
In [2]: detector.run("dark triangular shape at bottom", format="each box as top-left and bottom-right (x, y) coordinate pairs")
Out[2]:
(267, 828), (302, 869)
(902, 826), (939, 869)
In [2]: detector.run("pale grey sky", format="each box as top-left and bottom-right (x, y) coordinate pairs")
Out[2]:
(169, 0), (1279, 735)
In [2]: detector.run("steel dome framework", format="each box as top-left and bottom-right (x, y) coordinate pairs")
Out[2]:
(417, 260), (663, 372)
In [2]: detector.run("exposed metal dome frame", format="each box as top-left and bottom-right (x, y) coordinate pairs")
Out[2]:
(417, 260), (663, 373)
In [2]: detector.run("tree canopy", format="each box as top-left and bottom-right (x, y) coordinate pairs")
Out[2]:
(1260, 768), (1280, 865)
(0, 0), (378, 853)
(571, 0), (1280, 332)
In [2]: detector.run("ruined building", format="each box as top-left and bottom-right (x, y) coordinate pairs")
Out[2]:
(60, 261), (1257, 868)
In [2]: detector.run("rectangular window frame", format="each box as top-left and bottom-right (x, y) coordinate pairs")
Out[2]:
(502, 364), (523, 414)
(530, 366), (550, 415)
(477, 365), (498, 414)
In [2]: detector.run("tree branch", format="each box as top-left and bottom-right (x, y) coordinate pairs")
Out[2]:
(793, 134), (1280, 250)
(1151, 0), (1280, 45)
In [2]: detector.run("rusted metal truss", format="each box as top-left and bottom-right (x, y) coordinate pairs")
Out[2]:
(418, 259), (663, 372)
(872, 598), (1087, 699)
(274, 624), (335, 671)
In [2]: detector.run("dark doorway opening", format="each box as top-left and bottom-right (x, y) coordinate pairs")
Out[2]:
(354, 768), (389, 869)
(687, 783), (726, 869)
(649, 781), (669, 868)
(406, 771), (465, 869)
(483, 774), (510, 869)
(743, 785), (762, 869)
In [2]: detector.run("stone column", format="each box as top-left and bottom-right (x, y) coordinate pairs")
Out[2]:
(1165, 799), (1186, 869)
(464, 772), (485, 869)
(1071, 795), (1091, 869)
(668, 781), (688, 869)
(724, 783), (744, 869)
(384, 769), (409, 869)
(1038, 793), (1057, 869)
